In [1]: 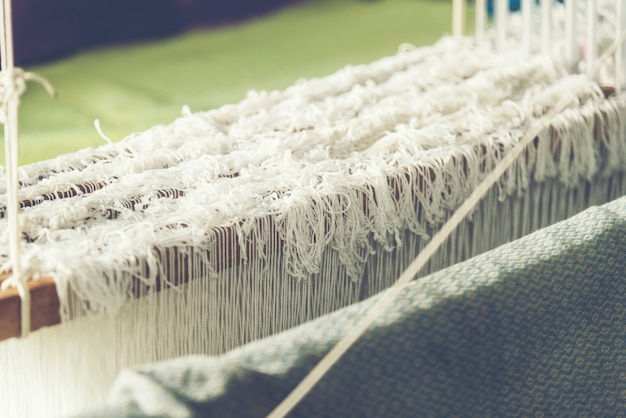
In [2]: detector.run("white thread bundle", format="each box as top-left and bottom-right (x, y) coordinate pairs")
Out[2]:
(1, 3), (626, 417)
(0, 40), (619, 320)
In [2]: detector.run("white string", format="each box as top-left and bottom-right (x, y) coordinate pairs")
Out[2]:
(452, 0), (466, 37)
(588, 26), (626, 78)
(266, 27), (626, 418)
(0, 0), (55, 338)
(94, 119), (113, 145)
(181, 105), (192, 117)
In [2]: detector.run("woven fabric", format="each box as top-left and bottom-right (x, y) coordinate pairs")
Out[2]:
(76, 195), (626, 417)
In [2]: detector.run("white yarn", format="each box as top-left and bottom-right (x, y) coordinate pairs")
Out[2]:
(2, 171), (624, 417)
(0, 38), (622, 323)
(0, 2), (626, 416)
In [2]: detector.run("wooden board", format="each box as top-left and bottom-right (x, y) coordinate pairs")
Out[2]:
(0, 275), (60, 341)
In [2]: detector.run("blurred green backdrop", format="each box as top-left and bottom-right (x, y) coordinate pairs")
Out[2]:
(13, 0), (473, 164)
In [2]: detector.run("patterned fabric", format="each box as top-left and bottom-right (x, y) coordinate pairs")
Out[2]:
(77, 196), (626, 418)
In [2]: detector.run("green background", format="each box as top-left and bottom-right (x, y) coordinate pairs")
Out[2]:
(12, 0), (474, 164)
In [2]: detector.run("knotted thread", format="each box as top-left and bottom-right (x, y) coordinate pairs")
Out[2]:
(0, 0), (55, 339)
(0, 68), (55, 124)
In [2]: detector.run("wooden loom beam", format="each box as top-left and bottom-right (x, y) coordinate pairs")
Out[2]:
(0, 274), (59, 341)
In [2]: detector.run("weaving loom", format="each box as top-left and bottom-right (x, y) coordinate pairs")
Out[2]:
(1, 1), (626, 417)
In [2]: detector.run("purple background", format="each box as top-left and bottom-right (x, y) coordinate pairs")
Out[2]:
(12, 0), (301, 65)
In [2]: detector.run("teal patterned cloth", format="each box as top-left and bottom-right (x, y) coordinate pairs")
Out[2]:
(79, 196), (626, 417)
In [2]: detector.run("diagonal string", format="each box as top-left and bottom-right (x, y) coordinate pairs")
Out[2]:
(267, 29), (626, 418)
